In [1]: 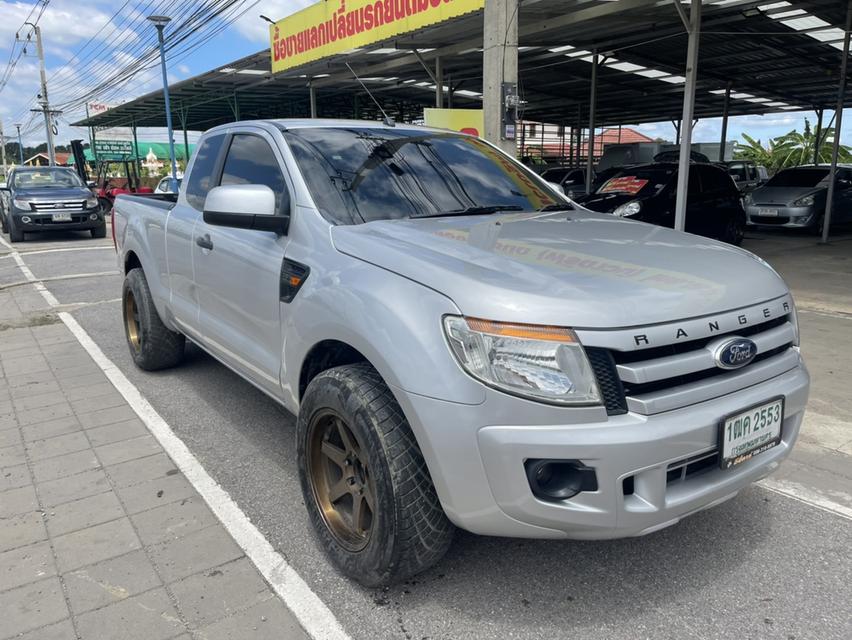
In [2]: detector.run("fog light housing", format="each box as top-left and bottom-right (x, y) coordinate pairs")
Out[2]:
(525, 459), (598, 501)
(89, 213), (99, 221)
(21, 216), (32, 224)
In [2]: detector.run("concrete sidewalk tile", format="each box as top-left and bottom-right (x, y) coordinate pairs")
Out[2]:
(0, 484), (38, 518)
(0, 577), (69, 638)
(131, 496), (218, 546)
(13, 618), (77, 640)
(8, 370), (57, 389)
(107, 453), (178, 489)
(1, 355), (50, 376)
(26, 430), (91, 462)
(0, 413), (16, 431)
(59, 372), (107, 391)
(46, 491), (125, 538)
(0, 540), (57, 592)
(70, 391), (127, 416)
(31, 448), (100, 483)
(0, 511), (47, 553)
(169, 557), (272, 628)
(53, 364), (102, 382)
(197, 595), (309, 640)
(64, 550), (162, 615)
(12, 389), (71, 413)
(114, 473), (198, 515)
(53, 518), (141, 573)
(75, 587), (186, 640)
(16, 402), (75, 427)
(95, 434), (162, 466)
(79, 405), (138, 429)
(8, 379), (61, 400)
(0, 443), (26, 467)
(49, 355), (99, 372)
(21, 415), (81, 443)
(0, 463), (30, 492)
(39, 468), (110, 508)
(0, 426), (21, 448)
(149, 525), (243, 583)
(87, 419), (148, 448)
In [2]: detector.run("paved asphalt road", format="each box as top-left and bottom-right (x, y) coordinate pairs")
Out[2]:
(2, 228), (850, 640)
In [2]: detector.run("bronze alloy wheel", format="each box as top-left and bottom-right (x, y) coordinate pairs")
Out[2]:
(307, 411), (376, 552)
(124, 289), (142, 353)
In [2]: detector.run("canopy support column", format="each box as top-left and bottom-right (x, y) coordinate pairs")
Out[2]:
(674, 0), (702, 232)
(585, 51), (598, 195)
(178, 107), (190, 168)
(719, 82), (731, 162)
(309, 83), (317, 118)
(821, 2), (852, 244)
(483, 0), (518, 154)
(435, 56), (443, 108)
(131, 119), (140, 176)
(813, 108), (824, 165)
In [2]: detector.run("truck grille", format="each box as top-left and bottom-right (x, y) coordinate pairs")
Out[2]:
(586, 314), (798, 416)
(31, 200), (87, 212)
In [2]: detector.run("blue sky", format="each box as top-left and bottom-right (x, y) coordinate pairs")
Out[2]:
(0, 0), (848, 150)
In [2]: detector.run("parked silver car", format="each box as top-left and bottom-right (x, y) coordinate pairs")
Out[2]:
(745, 165), (852, 233)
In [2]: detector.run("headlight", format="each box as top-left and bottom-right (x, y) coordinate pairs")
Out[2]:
(613, 200), (641, 217)
(443, 316), (601, 405)
(12, 198), (31, 210)
(85, 197), (99, 209)
(792, 194), (814, 207)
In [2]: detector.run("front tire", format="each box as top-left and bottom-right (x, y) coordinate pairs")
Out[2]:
(122, 268), (185, 370)
(91, 222), (107, 239)
(298, 363), (454, 587)
(721, 214), (745, 246)
(8, 218), (24, 243)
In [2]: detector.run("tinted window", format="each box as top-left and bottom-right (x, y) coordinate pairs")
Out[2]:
(285, 128), (559, 224)
(13, 168), (83, 188)
(765, 168), (830, 188)
(688, 166), (701, 196)
(701, 166), (734, 192)
(186, 134), (225, 210)
(220, 134), (288, 211)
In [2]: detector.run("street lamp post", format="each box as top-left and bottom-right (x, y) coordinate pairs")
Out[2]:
(148, 15), (178, 193)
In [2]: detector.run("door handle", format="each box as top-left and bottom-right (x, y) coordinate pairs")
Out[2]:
(195, 234), (213, 251)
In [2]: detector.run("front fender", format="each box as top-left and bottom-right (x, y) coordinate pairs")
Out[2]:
(281, 254), (486, 411)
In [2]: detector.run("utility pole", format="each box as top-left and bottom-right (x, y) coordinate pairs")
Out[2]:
(0, 123), (7, 176)
(15, 124), (24, 163)
(23, 23), (56, 166)
(483, 0), (519, 155)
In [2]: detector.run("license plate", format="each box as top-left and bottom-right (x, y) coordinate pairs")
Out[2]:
(758, 208), (779, 216)
(719, 397), (784, 469)
(51, 212), (72, 222)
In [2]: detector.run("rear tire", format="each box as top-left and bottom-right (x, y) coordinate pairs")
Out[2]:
(122, 267), (185, 370)
(298, 363), (454, 587)
(721, 214), (745, 246)
(91, 223), (107, 239)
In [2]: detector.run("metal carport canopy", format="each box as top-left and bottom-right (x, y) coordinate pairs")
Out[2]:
(73, 0), (850, 132)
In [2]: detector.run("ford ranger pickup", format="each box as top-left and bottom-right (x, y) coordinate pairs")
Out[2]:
(113, 119), (810, 587)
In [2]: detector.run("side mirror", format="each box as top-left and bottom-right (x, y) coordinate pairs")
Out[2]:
(203, 184), (288, 233)
(547, 181), (565, 195)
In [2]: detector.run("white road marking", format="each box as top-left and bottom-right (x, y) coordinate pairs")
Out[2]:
(760, 478), (852, 521)
(0, 271), (120, 291)
(5, 241), (353, 640)
(13, 245), (114, 256)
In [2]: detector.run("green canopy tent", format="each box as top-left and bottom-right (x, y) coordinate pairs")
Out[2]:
(64, 141), (196, 165)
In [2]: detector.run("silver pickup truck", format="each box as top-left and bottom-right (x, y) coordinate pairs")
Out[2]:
(113, 119), (809, 587)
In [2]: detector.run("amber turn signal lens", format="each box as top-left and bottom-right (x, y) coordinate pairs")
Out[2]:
(464, 317), (577, 343)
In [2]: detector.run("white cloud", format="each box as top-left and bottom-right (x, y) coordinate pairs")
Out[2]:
(232, 0), (315, 43)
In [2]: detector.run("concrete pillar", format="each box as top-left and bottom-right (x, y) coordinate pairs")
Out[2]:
(821, 1), (852, 244)
(435, 56), (443, 108)
(813, 108), (823, 165)
(309, 83), (318, 118)
(483, 0), (518, 155)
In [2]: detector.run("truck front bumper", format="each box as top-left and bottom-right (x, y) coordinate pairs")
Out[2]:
(393, 361), (809, 540)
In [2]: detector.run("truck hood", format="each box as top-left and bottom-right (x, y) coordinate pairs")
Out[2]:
(14, 186), (92, 200)
(331, 210), (788, 329)
(750, 186), (824, 206)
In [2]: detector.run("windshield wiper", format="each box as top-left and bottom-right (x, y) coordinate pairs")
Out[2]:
(411, 205), (524, 219)
(537, 203), (575, 211)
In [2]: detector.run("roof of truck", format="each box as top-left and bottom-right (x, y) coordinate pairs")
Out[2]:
(204, 117), (466, 137)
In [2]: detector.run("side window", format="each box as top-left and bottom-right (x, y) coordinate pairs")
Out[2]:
(220, 134), (289, 212)
(185, 134), (225, 211)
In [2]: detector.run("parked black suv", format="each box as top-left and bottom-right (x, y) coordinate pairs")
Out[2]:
(0, 167), (105, 242)
(578, 162), (746, 245)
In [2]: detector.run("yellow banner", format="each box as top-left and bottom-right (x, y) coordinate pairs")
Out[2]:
(423, 108), (484, 137)
(270, 0), (485, 73)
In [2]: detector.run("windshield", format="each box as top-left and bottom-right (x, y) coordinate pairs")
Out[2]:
(284, 127), (561, 224)
(765, 168), (830, 188)
(13, 169), (84, 189)
(595, 166), (675, 197)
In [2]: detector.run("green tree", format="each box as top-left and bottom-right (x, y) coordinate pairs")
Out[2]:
(733, 133), (773, 167)
(734, 118), (852, 171)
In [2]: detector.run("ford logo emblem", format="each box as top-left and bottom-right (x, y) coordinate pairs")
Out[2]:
(712, 337), (758, 370)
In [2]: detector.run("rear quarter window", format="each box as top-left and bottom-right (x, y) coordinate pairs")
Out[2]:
(185, 134), (225, 211)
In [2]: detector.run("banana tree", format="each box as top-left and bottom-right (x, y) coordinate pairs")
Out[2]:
(772, 118), (852, 168)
